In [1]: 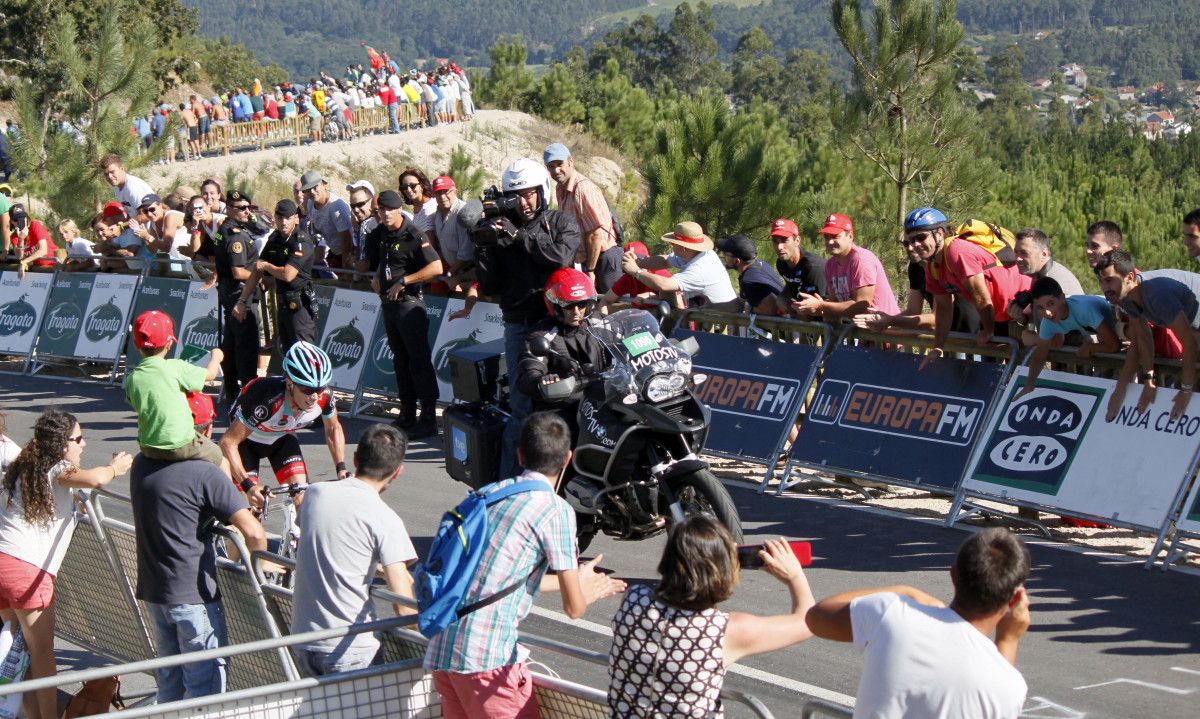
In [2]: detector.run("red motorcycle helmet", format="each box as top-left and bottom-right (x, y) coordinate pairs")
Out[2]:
(544, 267), (597, 319)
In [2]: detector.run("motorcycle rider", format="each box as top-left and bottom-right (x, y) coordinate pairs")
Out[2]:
(472, 158), (581, 476)
(516, 268), (609, 424)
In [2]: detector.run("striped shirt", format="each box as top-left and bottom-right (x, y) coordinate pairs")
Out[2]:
(424, 471), (577, 673)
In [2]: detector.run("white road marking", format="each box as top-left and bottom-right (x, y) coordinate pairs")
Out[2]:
(1021, 696), (1087, 718)
(1073, 678), (1196, 694)
(1172, 667), (1200, 676)
(526, 604), (857, 707)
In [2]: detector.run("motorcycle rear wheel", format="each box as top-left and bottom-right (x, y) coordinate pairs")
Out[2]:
(670, 469), (743, 543)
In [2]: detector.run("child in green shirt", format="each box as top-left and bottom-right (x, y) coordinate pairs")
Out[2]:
(125, 310), (227, 471)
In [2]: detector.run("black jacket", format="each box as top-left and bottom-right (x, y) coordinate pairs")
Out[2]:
(516, 318), (609, 409)
(473, 209), (581, 325)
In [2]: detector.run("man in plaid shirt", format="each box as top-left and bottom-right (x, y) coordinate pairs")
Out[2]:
(425, 412), (626, 718)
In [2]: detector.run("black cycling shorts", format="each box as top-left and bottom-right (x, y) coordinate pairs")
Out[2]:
(238, 434), (309, 484)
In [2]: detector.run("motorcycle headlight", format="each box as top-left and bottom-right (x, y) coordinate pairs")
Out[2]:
(646, 372), (687, 403)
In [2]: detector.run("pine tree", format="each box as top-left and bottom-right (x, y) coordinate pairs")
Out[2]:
(446, 145), (486, 199)
(584, 60), (656, 157)
(477, 36), (534, 110)
(830, 0), (990, 229)
(10, 6), (158, 224)
(729, 27), (783, 108)
(534, 63), (585, 125)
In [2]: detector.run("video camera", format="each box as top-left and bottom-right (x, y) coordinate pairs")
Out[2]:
(456, 185), (525, 247)
(479, 185), (522, 223)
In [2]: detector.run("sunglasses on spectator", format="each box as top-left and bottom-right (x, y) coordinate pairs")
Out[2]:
(401, 182), (421, 190)
(350, 200), (371, 210)
(191, 205), (206, 213)
(901, 232), (931, 246)
(68, 434), (84, 444)
(231, 204), (252, 211)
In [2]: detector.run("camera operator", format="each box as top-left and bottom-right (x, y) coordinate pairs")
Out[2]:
(472, 158), (581, 477)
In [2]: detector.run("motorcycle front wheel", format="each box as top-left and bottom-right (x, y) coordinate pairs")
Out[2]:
(669, 469), (743, 543)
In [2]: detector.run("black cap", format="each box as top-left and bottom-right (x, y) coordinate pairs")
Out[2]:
(274, 199), (299, 217)
(138, 193), (162, 208)
(226, 189), (251, 204)
(377, 190), (405, 210)
(716, 234), (757, 261)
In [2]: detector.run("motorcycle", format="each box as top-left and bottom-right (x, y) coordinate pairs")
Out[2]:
(527, 308), (743, 550)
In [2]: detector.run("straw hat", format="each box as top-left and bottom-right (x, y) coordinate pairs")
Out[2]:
(660, 221), (714, 252)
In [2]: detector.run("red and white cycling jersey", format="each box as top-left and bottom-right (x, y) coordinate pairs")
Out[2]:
(232, 376), (336, 445)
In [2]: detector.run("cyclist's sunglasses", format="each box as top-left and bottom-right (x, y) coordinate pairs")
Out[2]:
(293, 384), (326, 396)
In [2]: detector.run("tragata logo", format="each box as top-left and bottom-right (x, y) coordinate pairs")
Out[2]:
(0, 294), (37, 337)
(810, 380), (983, 446)
(181, 310), (220, 350)
(434, 329), (481, 383)
(84, 297), (124, 342)
(693, 367), (800, 419)
(323, 317), (365, 369)
(370, 334), (394, 375)
(45, 302), (83, 341)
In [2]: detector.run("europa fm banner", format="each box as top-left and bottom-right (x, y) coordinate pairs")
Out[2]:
(0, 271), (53, 356)
(671, 328), (819, 462)
(963, 368), (1200, 530)
(37, 274), (138, 361)
(124, 277), (219, 366)
(792, 345), (1006, 492)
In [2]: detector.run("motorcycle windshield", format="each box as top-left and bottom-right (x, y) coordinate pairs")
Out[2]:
(587, 309), (690, 394)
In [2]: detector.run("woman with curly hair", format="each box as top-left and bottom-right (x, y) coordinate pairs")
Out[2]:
(0, 406), (17, 471)
(0, 409), (132, 719)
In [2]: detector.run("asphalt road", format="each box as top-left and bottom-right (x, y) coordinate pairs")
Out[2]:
(2, 374), (1197, 718)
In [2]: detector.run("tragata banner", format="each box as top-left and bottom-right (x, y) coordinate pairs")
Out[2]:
(124, 277), (219, 366)
(964, 368), (1200, 530)
(792, 345), (1005, 491)
(314, 287), (380, 393)
(358, 295), (448, 397)
(673, 328), (820, 462)
(0, 271), (53, 356)
(37, 274), (138, 361)
(429, 299), (505, 402)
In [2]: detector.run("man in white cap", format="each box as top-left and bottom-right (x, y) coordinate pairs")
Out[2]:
(620, 221), (736, 309)
(299, 170), (353, 270)
(544, 142), (622, 294)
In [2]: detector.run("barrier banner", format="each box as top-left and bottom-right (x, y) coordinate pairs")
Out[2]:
(672, 328), (819, 461)
(174, 284), (220, 363)
(430, 299), (504, 402)
(1174, 483), (1200, 535)
(315, 287), (380, 393)
(37, 274), (138, 360)
(0, 271), (53, 356)
(358, 295), (449, 396)
(963, 368), (1200, 529)
(792, 345), (1005, 491)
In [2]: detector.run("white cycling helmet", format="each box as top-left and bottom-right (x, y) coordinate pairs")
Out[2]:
(283, 341), (333, 389)
(501, 158), (551, 211)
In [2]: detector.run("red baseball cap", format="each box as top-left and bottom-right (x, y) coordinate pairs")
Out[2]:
(817, 213), (854, 236)
(101, 202), (126, 219)
(625, 241), (650, 257)
(769, 218), (799, 238)
(186, 391), (215, 427)
(431, 175), (456, 193)
(133, 310), (176, 350)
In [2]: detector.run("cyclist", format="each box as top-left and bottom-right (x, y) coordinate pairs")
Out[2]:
(218, 341), (348, 509)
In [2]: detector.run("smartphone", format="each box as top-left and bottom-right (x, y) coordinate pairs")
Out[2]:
(737, 541), (812, 569)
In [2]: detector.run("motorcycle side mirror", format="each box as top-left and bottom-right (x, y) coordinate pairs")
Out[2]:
(542, 376), (577, 400)
(673, 336), (700, 357)
(657, 300), (672, 319)
(529, 334), (554, 358)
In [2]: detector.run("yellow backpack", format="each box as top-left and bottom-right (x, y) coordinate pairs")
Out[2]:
(930, 219), (1018, 283)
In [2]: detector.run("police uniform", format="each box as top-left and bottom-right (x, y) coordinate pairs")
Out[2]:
(364, 216), (441, 426)
(259, 225), (316, 353)
(215, 191), (261, 401)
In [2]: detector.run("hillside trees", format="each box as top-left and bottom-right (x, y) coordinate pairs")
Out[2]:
(478, 36), (535, 110)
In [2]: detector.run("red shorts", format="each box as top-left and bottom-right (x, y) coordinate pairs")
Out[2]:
(0, 552), (55, 610)
(433, 663), (539, 719)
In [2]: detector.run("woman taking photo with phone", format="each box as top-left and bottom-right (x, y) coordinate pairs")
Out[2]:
(607, 515), (816, 718)
(0, 409), (132, 719)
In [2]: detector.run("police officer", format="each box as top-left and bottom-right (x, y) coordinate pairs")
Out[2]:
(235, 199), (315, 353)
(214, 189), (264, 403)
(364, 190), (443, 438)
(473, 158), (581, 475)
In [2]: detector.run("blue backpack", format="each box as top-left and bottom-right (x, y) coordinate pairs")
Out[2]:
(413, 480), (548, 638)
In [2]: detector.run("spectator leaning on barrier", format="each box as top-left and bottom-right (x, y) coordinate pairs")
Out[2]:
(291, 425), (418, 676)
(1, 409), (132, 719)
(365, 190), (444, 439)
(1183, 208), (1200, 264)
(715, 233), (784, 314)
(544, 143), (622, 294)
(431, 175), (474, 289)
(10, 204), (58, 279)
(809, 528), (1030, 719)
(1015, 277), (1120, 399)
(598, 241), (672, 312)
(101, 153), (154, 217)
(622, 221), (737, 310)
(215, 190), (263, 403)
(608, 516), (815, 718)
(131, 439), (266, 702)
(769, 217), (828, 318)
(300, 170), (353, 269)
(1013, 228), (1085, 344)
(59, 219), (97, 272)
(1095, 250), (1200, 421)
(794, 213), (900, 322)
(902, 208), (1031, 361)
(425, 412), (626, 719)
(235, 199), (316, 353)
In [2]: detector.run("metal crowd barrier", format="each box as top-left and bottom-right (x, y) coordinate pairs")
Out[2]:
(801, 699), (854, 718)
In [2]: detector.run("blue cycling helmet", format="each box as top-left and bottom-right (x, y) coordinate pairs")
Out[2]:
(904, 207), (948, 231)
(282, 341), (333, 389)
